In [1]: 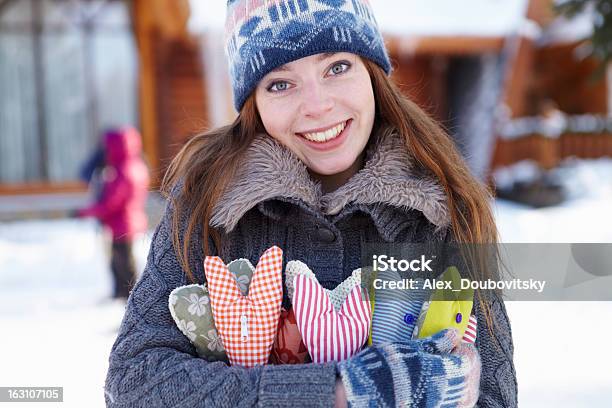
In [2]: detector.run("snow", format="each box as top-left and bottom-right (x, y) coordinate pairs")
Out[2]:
(188, 0), (225, 33)
(188, 0), (530, 37)
(0, 219), (151, 407)
(539, 2), (595, 46)
(493, 158), (612, 407)
(372, 0), (529, 37)
(1, 158), (612, 406)
(494, 157), (612, 243)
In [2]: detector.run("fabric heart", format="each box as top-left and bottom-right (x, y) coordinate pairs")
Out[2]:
(412, 266), (475, 341)
(229, 261), (308, 365)
(204, 246), (283, 367)
(226, 258), (255, 296)
(168, 284), (228, 362)
(268, 307), (310, 365)
(366, 268), (431, 345)
(168, 259), (256, 362)
(462, 314), (478, 344)
(286, 260), (371, 363)
(414, 300), (478, 344)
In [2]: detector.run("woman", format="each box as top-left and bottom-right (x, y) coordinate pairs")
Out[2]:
(104, 1), (516, 406)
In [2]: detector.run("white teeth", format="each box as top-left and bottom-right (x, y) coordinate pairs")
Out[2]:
(302, 121), (347, 143)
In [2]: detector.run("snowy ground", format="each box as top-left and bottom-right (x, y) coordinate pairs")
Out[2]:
(0, 219), (151, 407)
(494, 158), (612, 407)
(0, 158), (611, 407)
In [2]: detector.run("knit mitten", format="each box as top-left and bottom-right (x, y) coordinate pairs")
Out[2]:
(338, 329), (481, 408)
(204, 246), (283, 367)
(286, 260), (371, 363)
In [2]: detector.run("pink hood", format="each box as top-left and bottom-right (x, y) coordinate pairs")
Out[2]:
(78, 127), (150, 241)
(104, 127), (143, 165)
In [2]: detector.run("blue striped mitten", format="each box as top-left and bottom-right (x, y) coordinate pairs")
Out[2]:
(338, 329), (481, 408)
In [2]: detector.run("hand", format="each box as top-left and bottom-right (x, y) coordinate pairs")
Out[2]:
(338, 329), (481, 407)
(334, 377), (348, 408)
(448, 341), (481, 407)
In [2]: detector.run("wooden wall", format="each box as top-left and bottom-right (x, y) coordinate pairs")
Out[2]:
(131, 0), (208, 186)
(155, 38), (208, 173)
(534, 44), (608, 115)
(491, 39), (610, 169)
(386, 36), (507, 125)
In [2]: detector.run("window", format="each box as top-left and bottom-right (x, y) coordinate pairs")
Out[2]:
(0, 0), (137, 183)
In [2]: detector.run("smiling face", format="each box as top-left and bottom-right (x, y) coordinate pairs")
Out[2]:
(254, 52), (375, 176)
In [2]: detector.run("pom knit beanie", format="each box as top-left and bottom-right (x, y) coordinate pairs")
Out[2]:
(225, 0), (392, 111)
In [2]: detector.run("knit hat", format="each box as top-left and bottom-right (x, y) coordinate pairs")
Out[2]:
(225, 0), (392, 111)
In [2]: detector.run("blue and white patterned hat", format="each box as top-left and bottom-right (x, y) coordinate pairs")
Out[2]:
(225, 0), (392, 111)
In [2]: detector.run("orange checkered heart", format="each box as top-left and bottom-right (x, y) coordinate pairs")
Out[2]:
(204, 246), (283, 367)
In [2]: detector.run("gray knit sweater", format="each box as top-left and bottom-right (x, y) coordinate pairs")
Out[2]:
(104, 126), (517, 407)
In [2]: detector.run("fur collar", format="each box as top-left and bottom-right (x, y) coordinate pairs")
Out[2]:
(210, 124), (450, 234)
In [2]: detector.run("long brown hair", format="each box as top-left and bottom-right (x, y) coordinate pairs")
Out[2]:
(162, 57), (501, 332)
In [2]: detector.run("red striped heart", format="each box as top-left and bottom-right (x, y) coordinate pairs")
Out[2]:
(287, 261), (371, 363)
(462, 315), (478, 344)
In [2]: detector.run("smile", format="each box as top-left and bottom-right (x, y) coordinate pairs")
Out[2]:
(297, 120), (349, 143)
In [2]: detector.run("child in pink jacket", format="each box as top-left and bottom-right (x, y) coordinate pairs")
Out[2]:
(78, 127), (150, 299)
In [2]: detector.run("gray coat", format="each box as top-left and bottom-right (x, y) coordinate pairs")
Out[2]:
(104, 125), (517, 407)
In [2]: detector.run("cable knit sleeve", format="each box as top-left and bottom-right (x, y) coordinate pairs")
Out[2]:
(441, 228), (518, 407)
(473, 293), (518, 408)
(104, 198), (337, 407)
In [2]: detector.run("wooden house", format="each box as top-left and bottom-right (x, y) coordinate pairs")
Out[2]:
(0, 0), (609, 196)
(0, 0), (205, 194)
(0, 0), (140, 194)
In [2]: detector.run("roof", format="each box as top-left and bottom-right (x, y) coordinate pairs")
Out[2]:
(373, 0), (529, 37)
(188, 0), (529, 37)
